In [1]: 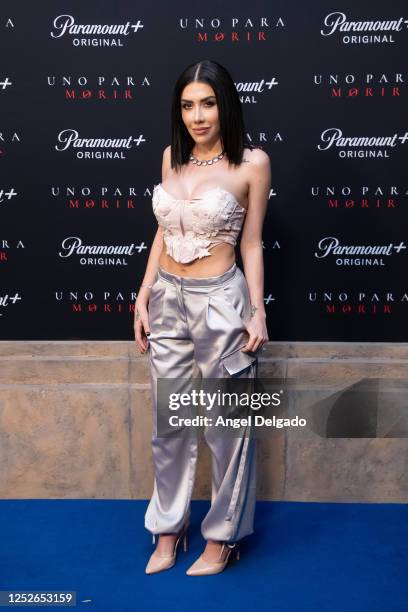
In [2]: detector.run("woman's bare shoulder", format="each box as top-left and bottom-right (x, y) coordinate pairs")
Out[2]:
(243, 146), (271, 166)
(242, 147), (271, 200)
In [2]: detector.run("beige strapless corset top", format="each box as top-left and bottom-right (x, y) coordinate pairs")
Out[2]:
(152, 183), (247, 264)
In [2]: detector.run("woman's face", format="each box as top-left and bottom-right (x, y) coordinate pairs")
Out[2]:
(180, 81), (220, 146)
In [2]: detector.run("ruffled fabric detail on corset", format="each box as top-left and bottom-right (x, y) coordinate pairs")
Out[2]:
(163, 232), (213, 263)
(190, 193), (242, 236)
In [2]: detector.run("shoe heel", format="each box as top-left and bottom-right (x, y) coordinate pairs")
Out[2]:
(174, 523), (189, 555)
(227, 542), (241, 562)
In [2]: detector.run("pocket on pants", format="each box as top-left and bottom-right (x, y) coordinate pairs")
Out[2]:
(221, 344), (257, 376)
(206, 294), (246, 331)
(148, 281), (166, 328)
(221, 276), (250, 325)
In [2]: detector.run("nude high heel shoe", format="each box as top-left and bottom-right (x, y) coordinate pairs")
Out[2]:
(186, 541), (240, 576)
(145, 523), (189, 574)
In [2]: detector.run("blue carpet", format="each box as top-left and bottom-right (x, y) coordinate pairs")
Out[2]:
(0, 500), (407, 611)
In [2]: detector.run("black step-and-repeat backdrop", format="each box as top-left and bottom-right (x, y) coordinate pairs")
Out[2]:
(1, 1), (407, 341)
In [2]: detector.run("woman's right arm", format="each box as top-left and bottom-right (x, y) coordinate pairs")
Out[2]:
(134, 146), (170, 353)
(134, 223), (164, 354)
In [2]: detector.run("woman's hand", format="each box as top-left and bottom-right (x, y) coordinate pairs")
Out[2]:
(134, 289), (151, 354)
(241, 312), (268, 354)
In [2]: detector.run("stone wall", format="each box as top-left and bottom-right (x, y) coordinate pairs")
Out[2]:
(0, 341), (406, 502)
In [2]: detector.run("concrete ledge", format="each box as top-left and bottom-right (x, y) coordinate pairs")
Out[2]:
(0, 341), (407, 502)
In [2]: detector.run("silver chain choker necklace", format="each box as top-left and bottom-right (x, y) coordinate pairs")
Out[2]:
(189, 150), (225, 166)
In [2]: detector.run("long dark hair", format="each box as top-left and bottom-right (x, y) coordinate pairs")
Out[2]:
(170, 59), (255, 172)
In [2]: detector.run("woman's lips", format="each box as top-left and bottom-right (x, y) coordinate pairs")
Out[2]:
(193, 127), (210, 133)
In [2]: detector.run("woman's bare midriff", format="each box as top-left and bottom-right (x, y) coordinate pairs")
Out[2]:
(159, 242), (236, 278)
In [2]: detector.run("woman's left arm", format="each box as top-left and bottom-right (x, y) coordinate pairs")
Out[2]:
(239, 148), (272, 353)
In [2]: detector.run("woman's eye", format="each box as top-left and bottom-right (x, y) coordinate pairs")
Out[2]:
(182, 102), (215, 109)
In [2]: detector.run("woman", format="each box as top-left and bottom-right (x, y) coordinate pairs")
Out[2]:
(134, 59), (270, 576)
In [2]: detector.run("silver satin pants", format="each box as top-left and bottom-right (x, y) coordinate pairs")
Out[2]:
(144, 262), (258, 543)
